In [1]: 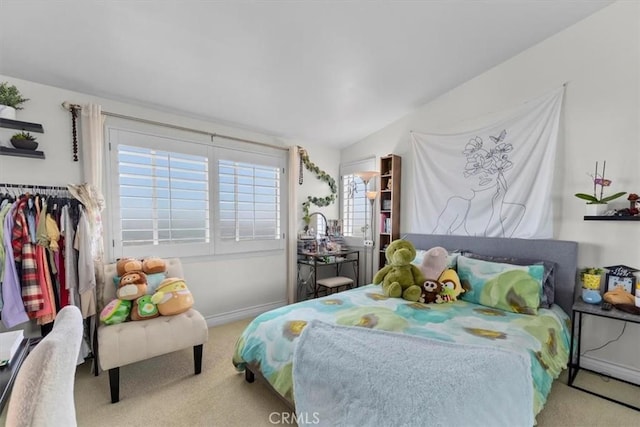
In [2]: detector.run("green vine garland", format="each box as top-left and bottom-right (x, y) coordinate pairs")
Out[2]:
(299, 147), (337, 224)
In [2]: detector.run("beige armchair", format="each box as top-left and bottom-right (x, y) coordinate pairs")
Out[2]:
(96, 258), (208, 403)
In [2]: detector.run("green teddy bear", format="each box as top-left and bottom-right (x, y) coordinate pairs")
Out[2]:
(373, 239), (426, 301)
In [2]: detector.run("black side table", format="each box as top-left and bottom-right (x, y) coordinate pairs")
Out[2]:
(568, 300), (640, 411)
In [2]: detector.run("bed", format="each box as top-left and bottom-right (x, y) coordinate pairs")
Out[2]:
(232, 234), (578, 424)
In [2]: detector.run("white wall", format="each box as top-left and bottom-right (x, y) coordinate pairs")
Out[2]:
(341, 1), (640, 381)
(0, 75), (338, 328)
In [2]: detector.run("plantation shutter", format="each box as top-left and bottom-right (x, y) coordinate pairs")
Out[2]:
(117, 144), (209, 246)
(214, 146), (285, 254)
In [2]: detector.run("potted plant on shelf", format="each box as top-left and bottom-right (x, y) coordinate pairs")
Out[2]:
(0, 82), (29, 120)
(10, 131), (38, 150)
(574, 161), (626, 216)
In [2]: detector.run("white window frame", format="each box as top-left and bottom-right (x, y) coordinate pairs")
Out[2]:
(212, 145), (285, 255)
(105, 120), (287, 260)
(340, 157), (376, 241)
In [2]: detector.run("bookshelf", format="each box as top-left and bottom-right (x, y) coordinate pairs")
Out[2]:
(378, 154), (401, 268)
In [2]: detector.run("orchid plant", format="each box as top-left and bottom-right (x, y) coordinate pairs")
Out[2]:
(575, 161), (626, 204)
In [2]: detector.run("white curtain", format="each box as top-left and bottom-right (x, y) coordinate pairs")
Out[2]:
(76, 103), (106, 261)
(81, 103), (105, 192)
(70, 103), (106, 359)
(409, 87), (564, 239)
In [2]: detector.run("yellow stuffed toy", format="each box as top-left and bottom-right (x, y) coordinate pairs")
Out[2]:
(435, 269), (464, 303)
(373, 239), (425, 301)
(151, 278), (194, 316)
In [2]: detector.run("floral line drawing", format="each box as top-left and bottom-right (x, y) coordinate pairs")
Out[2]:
(432, 129), (526, 237)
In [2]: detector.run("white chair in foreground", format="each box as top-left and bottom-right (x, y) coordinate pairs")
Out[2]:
(96, 257), (209, 403)
(6, 305), (83, 427)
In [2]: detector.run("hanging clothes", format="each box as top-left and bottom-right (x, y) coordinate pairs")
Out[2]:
(2, 201), (29, 328)
(75, 206), (96, 319)
(12, 197), (43, 313)
(0, 185), (94, 364)
(33, 197), (56, 324)
(61, 204), (79, 308)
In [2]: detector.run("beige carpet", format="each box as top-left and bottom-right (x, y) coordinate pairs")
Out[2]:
(4, 318), (640, 426)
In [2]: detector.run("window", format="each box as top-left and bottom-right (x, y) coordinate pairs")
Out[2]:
(215, 147), (284, 254)
(340, 158), (376, 238)
(117, 145), (209, 247)
(107, 124), (287, 259)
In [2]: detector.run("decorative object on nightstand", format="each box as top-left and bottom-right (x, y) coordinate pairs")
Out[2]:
(579, 267), (603, 304)
(575, 160), (626, 216)
(604, 265), (638, 294)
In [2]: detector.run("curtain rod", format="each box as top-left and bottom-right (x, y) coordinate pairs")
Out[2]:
(61, 102), (288, 151)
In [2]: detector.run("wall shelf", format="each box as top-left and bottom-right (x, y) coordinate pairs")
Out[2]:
(584, 215), (640, 221)
(0, 118), (44, 133)
(0, 146), (45, 159)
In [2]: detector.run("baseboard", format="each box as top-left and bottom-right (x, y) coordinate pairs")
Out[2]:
(580, 355), (640, 386)
(204, 300), (287, 327)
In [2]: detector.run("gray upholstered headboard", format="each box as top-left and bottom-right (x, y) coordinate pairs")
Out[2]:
(404, 234), (578, 315)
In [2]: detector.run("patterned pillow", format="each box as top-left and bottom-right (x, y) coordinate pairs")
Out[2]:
(412, 249), (460, 270)
(462, 251), (556, 309)
(457, 255), (543, 315)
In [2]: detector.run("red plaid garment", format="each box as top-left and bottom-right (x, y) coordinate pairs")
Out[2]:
(12, 198), (43, 312)
(21, 241), (42, 312)
(11, 198), (27, 262)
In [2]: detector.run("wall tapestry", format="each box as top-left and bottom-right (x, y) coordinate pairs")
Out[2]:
(409, 87), (564, 239)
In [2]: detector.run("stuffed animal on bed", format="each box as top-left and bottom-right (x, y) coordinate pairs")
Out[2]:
(419, 280), (442, 304)
(419, 246), (449, 281)
(434, 269), (463, 303)
(373, 239), (426, 301)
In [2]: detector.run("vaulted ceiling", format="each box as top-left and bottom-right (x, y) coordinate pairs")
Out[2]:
(0, 1), (613, 148)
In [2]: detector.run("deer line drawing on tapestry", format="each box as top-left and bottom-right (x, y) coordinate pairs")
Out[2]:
(432, 129), (526, 237)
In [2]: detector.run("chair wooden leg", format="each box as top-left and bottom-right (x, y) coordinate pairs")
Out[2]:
(93, 332), (100, 376)
(108, 367), (120, 403)
(193, 344), (203, 375)
(245, 367), (255, 383)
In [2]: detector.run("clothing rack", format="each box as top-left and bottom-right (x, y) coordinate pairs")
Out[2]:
(0, 183), (70, 192)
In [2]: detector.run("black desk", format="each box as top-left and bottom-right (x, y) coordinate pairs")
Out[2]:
(568, 300), (640, 411)
(296, 250), (359, 301)
(0, 338), (37, 414)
